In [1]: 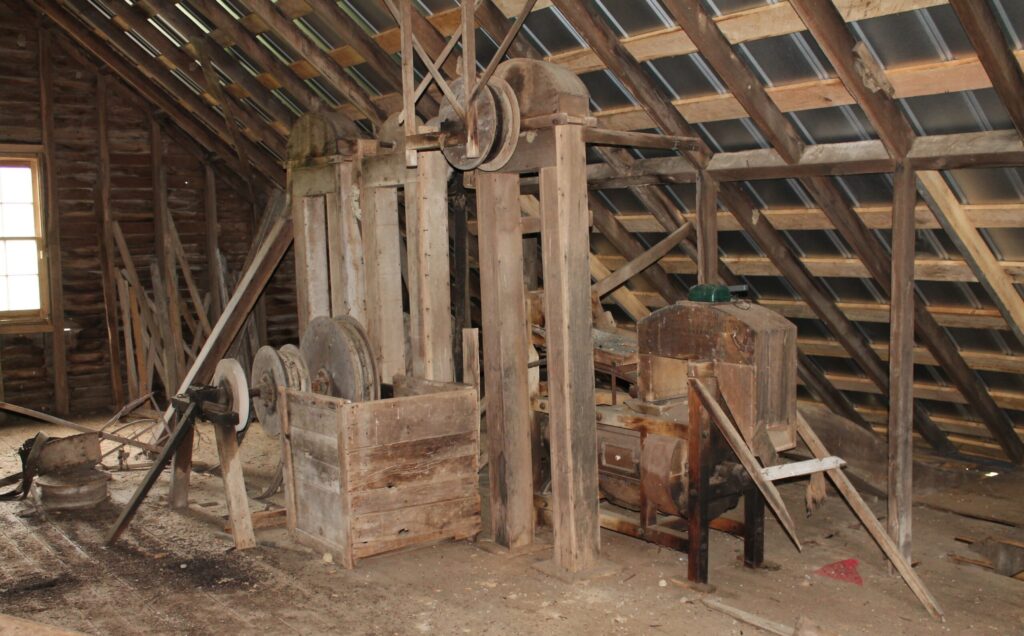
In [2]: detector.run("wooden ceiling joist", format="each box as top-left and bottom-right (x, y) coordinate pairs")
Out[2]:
(31, 0), (283, 185)
(949, 0), (1024, 140)
(790, 0), (1024, 463)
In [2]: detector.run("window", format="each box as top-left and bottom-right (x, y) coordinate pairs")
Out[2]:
(0, 158), (46, 320)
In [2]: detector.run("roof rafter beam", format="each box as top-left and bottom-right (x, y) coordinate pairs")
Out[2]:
(790, 0), (1024, 463)
(141, 0), (297, 134)
(96, 0), (285, 157)
(32, 0), (283, 184)
(948, 0), (1024, 140)
(551, 0), (897, 438)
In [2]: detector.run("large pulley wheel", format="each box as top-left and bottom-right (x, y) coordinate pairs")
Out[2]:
(437, 77), (499, 171)
(212, 358), (251, 432)
(479, 76), (520, 172)
(300, 316), (380, 402)
(250, 345), (309, 438)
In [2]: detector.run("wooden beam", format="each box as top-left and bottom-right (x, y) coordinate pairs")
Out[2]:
(592, 222), (691, 299)
(540, 124), (599, 573)
(39, 28), (69, 416)
(889, 162), (916, 563)
(918, 171), (1024, 349)
(790, 0), (1024, 463)
(949, 0), (1024, 140)
(407, 152), (453, 381)
(362, 186), (406, 383)
(203, 163), (223, 320)
(696, 172), (718, 285)
(94, 0), (285, 156)
(144, 0), (296, 134)
(663, 0), (804, 163)
(35, 0), (283, 184)
(151, 119), (185, 391)
(95, 72), (124, 408)
(240, 0), (385, 127)
(477, 171), (534, 550)
(304, 0), (403, 94)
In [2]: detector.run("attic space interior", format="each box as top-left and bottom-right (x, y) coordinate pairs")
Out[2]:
(0, 0), (1023, 633)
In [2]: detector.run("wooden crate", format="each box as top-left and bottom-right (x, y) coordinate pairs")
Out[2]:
(280, 382), (481, 567)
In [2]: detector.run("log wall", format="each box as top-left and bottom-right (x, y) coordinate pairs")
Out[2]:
(0, 3), (296, 415)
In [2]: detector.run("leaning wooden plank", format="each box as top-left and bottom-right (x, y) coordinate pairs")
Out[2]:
(591, 221), (692, 298)
(690, 378), (800, 550)
(795, 413), (944, 620)
(0, 402), (159, 454)
(167, 194), (292, 506)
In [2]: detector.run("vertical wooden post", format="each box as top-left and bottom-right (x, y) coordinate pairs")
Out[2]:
(462, 0), (479, 158)
(399, 0), (417, 167)
(451, 193), (470, 379)
(204, 162), (223, 321)
(117, 276), (138, 399)
(743, 488), (765, 568)
(40, 29), (69, 416)
(539, 125), (599, 573)
(889, 162), (916, 563)
(696, 171), (718, 285)
(687, 361), (715, 583)
(462, 327), (480, 392)
(477, 172), (534, 550)
(151, 118), (184, 389)
(407, 151), (453, 381)
(329, 162), (367, 324)
(363, 186), (406, 383)
(96, 72), (125, 407)
(213, 422), (257, 550)
(292, 194), (330, 333)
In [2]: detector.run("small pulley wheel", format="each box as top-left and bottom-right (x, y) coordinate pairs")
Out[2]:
(437, 77), (499, 171)
(479, 76), (520, 172)
(279, 344), (311, 392)
(251, 346), (290, 438)
(300, 316), (380, 402)
(212, 358), (251, 432)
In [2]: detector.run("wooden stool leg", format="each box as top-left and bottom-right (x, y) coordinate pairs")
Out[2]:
(743, 488), (765, 569)
(214, 424), (256, 550)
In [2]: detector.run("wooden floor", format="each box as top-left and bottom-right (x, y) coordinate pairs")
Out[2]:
(0, 416), (1021, 635)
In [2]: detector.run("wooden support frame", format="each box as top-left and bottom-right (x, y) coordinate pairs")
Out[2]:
(406, 151), (454, 381)
(477, 171), (534, 550)
(362, 186), (406, 382)
(540, 124), (600, 574)
(39, 28), (68, 416)
(889, 163), (916, 563)
(95, 72), (125, 408)
(695, 171), (718, 285)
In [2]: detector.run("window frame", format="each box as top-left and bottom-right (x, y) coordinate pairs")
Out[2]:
(0, 153), (51, 330)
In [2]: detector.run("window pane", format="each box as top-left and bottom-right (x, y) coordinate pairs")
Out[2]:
(0, 203), (36, 237)
(0, 277), (8, 312)
(0, 167), (33, 204)
(5, 240), (38, 275)
(0, 242), (7, 276)
(7, 275), (39, 310)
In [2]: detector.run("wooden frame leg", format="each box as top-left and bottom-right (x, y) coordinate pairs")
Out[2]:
(687, 363), (714, 583)
(169, 412), (192, 510)
(743, 488), (765, 569)
(214, 423), (256, 550)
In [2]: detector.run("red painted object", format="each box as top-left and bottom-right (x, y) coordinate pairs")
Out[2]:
(814, 558), (863, 585)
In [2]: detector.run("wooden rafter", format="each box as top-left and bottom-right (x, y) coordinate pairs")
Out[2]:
(550, 0), (951, 452)
(789, 0), (1024, 463)
(33, 0), (283, 184)
(948, 0), (1024, 140)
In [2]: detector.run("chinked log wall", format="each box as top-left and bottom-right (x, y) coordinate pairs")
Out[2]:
(0, 4), (297, 415)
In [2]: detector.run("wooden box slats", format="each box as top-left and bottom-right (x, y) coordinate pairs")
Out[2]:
(281, 384), (481, 567)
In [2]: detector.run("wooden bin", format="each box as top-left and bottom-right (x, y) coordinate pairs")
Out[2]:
(280, 381), (481, 567)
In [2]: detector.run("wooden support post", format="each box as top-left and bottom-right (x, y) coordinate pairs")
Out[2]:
(477, 172), (534, 550)
(117, 276), (138, 400)
(407, 151), (453, 381)
(452, 192), (470, 379)
(39, 29), (69, 416)
(96, 72), (124, 408)
(687, 362), (715, 583)
(151, 119), (184, 389)
(204, 163), (223, 321)
(462, 328), (480, 392)
(540, 125), (599, 573)
(362, 186), (406, 383)
(330, 163), (367, 324)
(696, 171), (718, 285)
(743, 488), (765, 569)
(889, 162), (916, 563)
(213, 422), (257, 550)
(292, 194), (331, 334)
